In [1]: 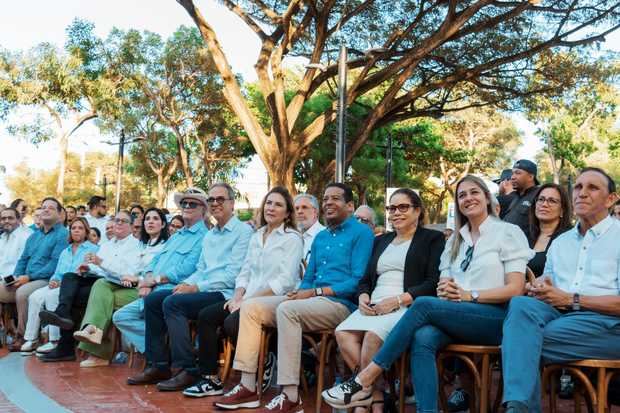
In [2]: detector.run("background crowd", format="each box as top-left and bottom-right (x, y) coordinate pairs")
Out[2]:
(0, 159), (619, 413)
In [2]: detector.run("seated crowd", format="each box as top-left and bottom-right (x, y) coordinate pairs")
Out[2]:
(0, 160), (618, 413)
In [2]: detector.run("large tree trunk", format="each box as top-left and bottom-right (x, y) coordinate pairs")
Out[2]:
(266, 156), (297, 194)
(176, 134), (194, 187)
(56, 132), (69, 200)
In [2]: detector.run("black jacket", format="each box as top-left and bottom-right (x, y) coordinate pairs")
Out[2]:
(357, 227), (445, 301)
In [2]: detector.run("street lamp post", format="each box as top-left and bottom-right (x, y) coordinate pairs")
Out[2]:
(114, 130), (126, 214)
(335, 42), (347, 183)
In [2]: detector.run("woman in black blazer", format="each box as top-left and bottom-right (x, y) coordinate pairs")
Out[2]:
(334, 188), (445, 412)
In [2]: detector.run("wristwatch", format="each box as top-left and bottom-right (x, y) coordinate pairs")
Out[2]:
(471, 290), (480, 303)
(572, 293), (581, 311)
(315, 287), (324, 297)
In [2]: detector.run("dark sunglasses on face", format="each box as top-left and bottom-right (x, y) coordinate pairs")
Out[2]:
(180, 201), (202, 210)
(385, 203), (415, 214)
(206, 196), (230, 205)
(460, 245), (474, 272)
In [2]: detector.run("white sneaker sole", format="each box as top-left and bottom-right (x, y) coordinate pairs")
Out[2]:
(20, 351), (35, 357)
(322, 389), (372, 409)
(182, 389), (224, 398)
(214, 400), (260, 410)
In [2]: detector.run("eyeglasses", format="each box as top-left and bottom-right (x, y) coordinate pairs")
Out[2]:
(536, 196), (560, 206)
(206, 197), (230, 205)
(114, 218), (131, 224)
(460, 245), (474, 272)
(355, 216), (371, 225)
(385, 204), (415, 214)
(180, 201), (202, 209)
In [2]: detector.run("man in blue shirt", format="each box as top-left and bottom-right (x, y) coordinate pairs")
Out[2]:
(0, 197), (68, 351)
(112, 187), (209, 363)
(127, 183), (252, 390)
(216, 183), (374, 413)
(501, 167), (620, 413)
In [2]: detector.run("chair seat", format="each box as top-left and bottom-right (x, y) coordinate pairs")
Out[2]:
(560, 359), (620, 369)
(442, 344), (501, 354)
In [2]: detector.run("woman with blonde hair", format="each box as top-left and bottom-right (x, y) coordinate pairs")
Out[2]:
(324, 175), (534, 412)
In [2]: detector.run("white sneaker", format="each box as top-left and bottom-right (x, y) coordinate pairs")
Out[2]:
(322, 377), (372, 409)
(20, 340), (38, 356)
(35, 341), (57, 354)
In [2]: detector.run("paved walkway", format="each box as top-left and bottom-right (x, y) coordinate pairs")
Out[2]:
(0, 348), (618, 412)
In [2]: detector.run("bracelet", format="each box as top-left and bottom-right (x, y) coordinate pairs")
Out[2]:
(396, 295), (402, 308)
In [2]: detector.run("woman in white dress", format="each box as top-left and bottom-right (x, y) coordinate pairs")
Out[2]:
(335, 188), (445, 412)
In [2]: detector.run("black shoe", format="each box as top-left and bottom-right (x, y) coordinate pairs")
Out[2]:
(447, 388), (469, 412)
(262, 351), (277, 393)
(182, 376), (223, 398)
(156, 370), (199, 392)
(39, 310), (74, 330)
(322, 377), (373, 409)
(38, 348), (76, 363)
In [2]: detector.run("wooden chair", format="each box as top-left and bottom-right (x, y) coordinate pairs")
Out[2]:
(302, 330), (338, 413)
(386, 351), (409, 413)
(220, 336), (235, 384)
(543, 359), (620, 413)
(257, 326), (275, 400)
(437, 344), (503, 413)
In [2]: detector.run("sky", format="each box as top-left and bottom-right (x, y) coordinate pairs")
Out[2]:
(0, 1), (618, 203)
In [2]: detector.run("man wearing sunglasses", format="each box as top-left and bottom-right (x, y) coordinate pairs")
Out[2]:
(113, 187), (209, 375)
(354, 205), (376, 231)
(128, 183), (252, 391)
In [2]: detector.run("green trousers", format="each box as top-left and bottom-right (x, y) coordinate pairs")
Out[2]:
(78, 278), (138, 359)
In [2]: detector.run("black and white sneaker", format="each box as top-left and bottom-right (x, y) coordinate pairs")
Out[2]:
(262, 352), (277, 393)
(182, 376), (224, 398)
(322, 377), (372, 408)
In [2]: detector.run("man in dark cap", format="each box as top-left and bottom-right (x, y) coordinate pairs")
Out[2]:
(501, 159), (540, 237)
(495, 168), (516, 217)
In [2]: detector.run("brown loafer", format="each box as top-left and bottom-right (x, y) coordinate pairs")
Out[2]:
(127, 367), (171, 385)
(156, 370), (199, 392)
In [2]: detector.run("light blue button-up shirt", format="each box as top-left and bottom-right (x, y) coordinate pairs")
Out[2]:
(183, 216), (253, 298)
(145, 220), (208, 289)
(544, 215), (620, 296)
(300, 215), (375, 312)
(50, 241), (100, 282)
(13, 223), (69, 280)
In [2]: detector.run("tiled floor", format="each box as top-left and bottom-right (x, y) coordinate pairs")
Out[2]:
(1, 347), (619, 412)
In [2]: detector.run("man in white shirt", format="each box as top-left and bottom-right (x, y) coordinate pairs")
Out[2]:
(0, 208), (32, 276)
(501, 167), (620, 413)
(294, 194), (325, 265)
(39, 210), (141, 362)
(85, 195), (109, 236)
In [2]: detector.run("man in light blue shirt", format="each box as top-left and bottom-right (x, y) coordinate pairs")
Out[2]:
(0, 197), (68, 351)
(127, 183), (252, 391)
(502, 167), (620, 413)
(113, 188), (209, 363)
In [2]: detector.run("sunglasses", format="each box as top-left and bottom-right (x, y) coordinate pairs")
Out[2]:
(180, 201), (202, 210)
(206, 196), (230, 205)
(460, 245), (474, 272)
(385, 203), (415, 214)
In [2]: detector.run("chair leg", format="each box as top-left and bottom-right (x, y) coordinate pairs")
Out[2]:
(596, 367), (606, 413)
(437, 357), (450, 413)
(221, 339), (233, 384)
(480, 354), (490, 413)
(399, 353), (406, 413)
(257, 329), (268, 400)
(315, 333), (330, 413)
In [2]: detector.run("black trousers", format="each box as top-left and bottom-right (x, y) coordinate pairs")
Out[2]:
(55, 272), (98, 352)
(197, 302), (240, 376)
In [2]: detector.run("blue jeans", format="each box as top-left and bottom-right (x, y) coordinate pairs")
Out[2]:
(502, 296), (620, 413)
(113, 299), (145, 353)
(372, 296), (508, 413)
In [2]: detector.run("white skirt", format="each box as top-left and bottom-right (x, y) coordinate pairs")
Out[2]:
(336, 306), (407, 341)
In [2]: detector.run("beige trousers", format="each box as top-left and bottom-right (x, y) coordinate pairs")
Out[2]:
(0, 279), (48, 336)
(233, 295), (350, 386)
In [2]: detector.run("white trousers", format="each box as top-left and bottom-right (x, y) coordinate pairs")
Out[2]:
(24, 286), (60, 342)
